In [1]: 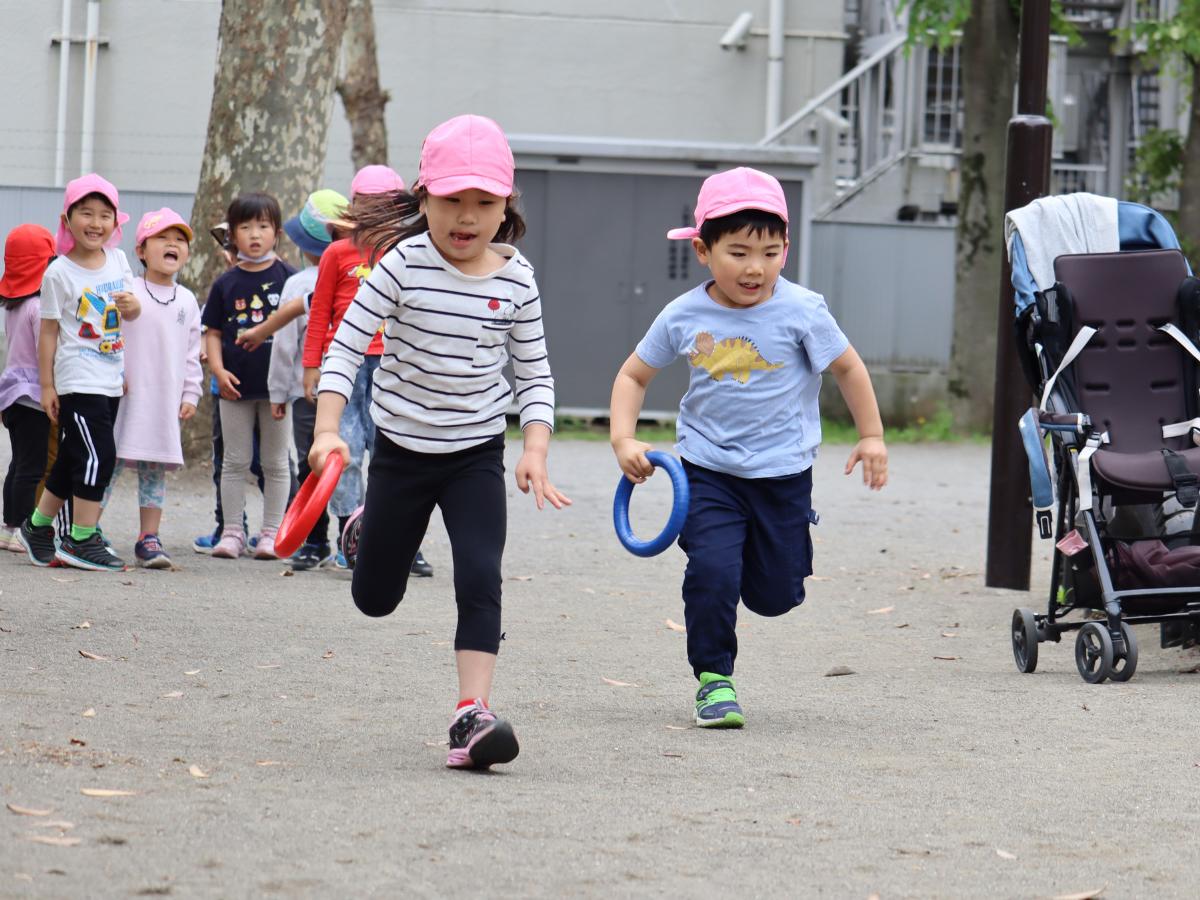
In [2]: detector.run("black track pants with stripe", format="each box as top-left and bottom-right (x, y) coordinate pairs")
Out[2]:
(44, 393), (120, 504)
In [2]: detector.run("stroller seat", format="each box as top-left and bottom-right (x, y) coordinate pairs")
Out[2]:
(1091, 447), (1200, 493)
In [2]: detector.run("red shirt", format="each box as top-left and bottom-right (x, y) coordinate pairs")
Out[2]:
(302, 239), (383, 367)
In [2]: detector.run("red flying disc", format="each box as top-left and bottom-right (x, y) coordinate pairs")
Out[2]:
(275, 453), (345, 558)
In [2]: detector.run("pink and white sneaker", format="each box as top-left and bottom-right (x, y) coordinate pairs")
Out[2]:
(446, 700), (520, 770)
(254, 527), (278, 560)
(211, 528), (246, 559)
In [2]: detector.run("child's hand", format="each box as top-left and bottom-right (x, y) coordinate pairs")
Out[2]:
(112, 290), (140, 320)
(612, 437), (655, 483)
(271, 402), (287, 421)
(41, 386), (59, 424)
(236, 324), (268, 352)
(179, 402), (196, 421)
(214, 368), (241, 400)
(516, 449), (572, 510)
(309, 430), (350, 476)
(303, 367), (321, 403)
(845, 436), (888, 490)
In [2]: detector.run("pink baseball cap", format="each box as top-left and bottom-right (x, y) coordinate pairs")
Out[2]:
(667, 167), (789, 240)
(417, 115), (514, 198)
(135, 207), (194, 246)
(56, 173), (130, 254)
(351, 165), (406, 197)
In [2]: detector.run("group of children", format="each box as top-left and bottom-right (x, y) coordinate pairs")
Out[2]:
(1, 113), (888, 766)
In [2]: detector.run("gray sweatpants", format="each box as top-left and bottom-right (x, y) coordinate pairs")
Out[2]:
(218, 398), (290, 534)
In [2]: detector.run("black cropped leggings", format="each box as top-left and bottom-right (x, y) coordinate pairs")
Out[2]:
(351, 433), (506, 654)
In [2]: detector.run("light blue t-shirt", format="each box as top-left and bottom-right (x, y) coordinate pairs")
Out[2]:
(635, 277), (849, 479)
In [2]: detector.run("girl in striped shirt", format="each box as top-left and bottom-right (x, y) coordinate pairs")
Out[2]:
(308, 115), (570, 771)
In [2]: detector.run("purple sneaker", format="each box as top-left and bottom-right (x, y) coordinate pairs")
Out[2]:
(135, 534), (172, 570)
(340, 505), (364, 570)
(446, 700), (519, 770)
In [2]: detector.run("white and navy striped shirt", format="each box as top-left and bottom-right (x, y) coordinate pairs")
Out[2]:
(317, 233), (555, 453)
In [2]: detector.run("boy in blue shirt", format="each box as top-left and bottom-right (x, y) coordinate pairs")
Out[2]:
(610, 167), (888, 728)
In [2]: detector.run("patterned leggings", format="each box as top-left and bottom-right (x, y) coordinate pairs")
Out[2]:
(102, 460), (168, 509)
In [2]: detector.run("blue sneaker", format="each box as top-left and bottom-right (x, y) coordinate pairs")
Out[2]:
(333, 551), (349, 570)
(694, 673), (745, 728)
(135, 534), (172, 569)
(192, 530), (218, 554)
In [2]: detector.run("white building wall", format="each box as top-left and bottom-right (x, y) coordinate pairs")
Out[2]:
(3, 0), (845, 194)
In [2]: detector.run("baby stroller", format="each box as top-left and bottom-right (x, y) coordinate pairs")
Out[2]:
(1008, 194), (1200, 683)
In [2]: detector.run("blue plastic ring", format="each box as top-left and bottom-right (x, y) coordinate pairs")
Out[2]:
(613, 450), (690, 557)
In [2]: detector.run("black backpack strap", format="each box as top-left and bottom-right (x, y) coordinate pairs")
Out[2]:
(1162, 448), (1199, 508)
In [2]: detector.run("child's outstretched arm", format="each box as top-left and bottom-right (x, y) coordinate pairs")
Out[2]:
(828, 345), (887, 490)
(236, 295), (305, 351)
(609, 352), (660, 483)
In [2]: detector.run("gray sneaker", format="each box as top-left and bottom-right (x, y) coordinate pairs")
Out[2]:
(56, 533), (127, 572)
(18, 517), (57, 567)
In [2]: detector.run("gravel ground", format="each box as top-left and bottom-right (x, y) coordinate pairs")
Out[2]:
(2, 439), (1198, 898)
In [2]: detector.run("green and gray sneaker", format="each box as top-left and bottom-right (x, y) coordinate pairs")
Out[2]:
(695, 672), (745, 728)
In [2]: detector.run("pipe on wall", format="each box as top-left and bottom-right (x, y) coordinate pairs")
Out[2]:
(80, 0), (100, 176)
(765, 0), (785, 134)
(54, 0), (72, 186)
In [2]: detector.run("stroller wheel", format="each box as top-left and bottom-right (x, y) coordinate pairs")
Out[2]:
(1011, 608), (1039, 674)
(1108, 622), (1138, 682)
(1075, 622), (1114, 684)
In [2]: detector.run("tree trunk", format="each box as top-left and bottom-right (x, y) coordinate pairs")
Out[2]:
(1176, 58), (1200, 257)
(181, 0), (350, 462)
(337, 0), (390, 169)
(945, 0), (1020, 432)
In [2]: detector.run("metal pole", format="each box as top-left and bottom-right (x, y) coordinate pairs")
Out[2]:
(765, 0), (785, 135)
(985, 0), (1053, 590)
(80, 0), (100, 176)
(54, 0), (72, 187)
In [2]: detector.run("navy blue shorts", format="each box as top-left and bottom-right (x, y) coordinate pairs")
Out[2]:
(677, 460), (816, 678)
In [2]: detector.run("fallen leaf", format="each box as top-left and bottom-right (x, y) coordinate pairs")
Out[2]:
(255, 760), (283, 767)
(6, 804), (51, 817)
(81, 708), (96, 718)
(895, 623), (910, 629)
(51, 576), (80, 584)
(933, 655), (960, 661)
(26, 835), (80, 847)
(184, 670), (201, 676)
(662, 752), (684, 758)
(664, 725), (687, 731)
(1053, 889), (1106, 900)
(188, 765), (208, 779)
(160, 692), (183, 699)
(68, 738), (86, 747)
(941, 632), (958, 638)
(996, 848), (1017, 859)
(785, 818), (803, 825)
(280, 570), (294, 577)
(72, 621), (91, 630)
(808, 575), (832, 582)
(825, 665), (856, 677)
(867, 606), (894, 615)
(664, 619), (686, 633)
(322, 650), (334, 660)
(78, 650), (109, 661)
(509, 575), (534, 581)
(80, 788), (136, 798)
(601, 677), (637, 687)
(35, 821), (74, 830)
(255, 664), (280, 670)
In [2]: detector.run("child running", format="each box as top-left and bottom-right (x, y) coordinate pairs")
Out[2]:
(200, 193), (296, 560)
(308, 115), (570, 770)
(105, 209), (202, 568)
(19, 174), (141, 571)
(0, 224), (56, 552)
(268, 188), (348, 569)
(609, 167), (888, 728)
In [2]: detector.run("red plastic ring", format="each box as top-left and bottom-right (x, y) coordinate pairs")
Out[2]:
(274, 453), (345, 558)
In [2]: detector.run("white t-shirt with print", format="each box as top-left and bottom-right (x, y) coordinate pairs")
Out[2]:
(40, 248), (134, 398)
